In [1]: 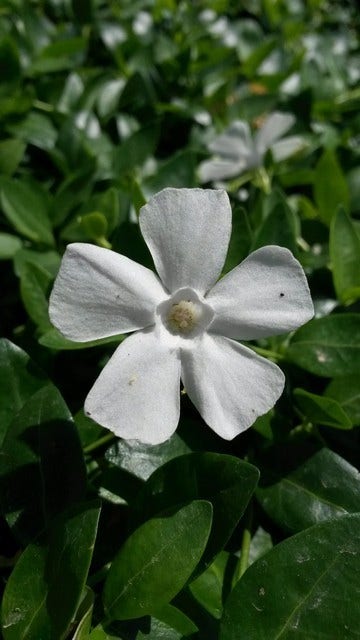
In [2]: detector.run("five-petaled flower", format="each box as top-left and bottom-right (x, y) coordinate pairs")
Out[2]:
(198, 112), (306, 183)
(49, 188), (314, 444)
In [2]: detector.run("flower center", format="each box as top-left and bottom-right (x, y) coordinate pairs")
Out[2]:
(167, 300), (199, 334)
(156, 287), (214, 339)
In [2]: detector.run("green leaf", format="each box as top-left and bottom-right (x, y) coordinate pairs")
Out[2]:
(286, 314), (360, 377)
(7, 112), (57, 151)
(90, 618), (184, 640)
(1, 502), (101, 640)
(314, 149), (350, 224)
(71, 588), (95, 639)
(44, 503), (100, 638)
(222, 206), (252, 274)
(0, 178), (54, 245)
(154, 603), (198, 637)
(31, 37), (87, 74)
(189, 551), (229, 619)
(0, 232), (23, 260)
(0, 37), (21, 86)
(0, 339), (47, 445)
(325, 375), (360, 425)
(114, 123), (159, 176)
(251, 195), (298, 255)
(144, 149), (196, 194)
(330, 207), (360, 304)
(17, 261), (53, 331)
(0, 139), (25, 176)
(220, 513), (360, 639)
(133, 453), (259, 569)
(0, 384), (87, 543)
(39, 327), (123, 350)
(105, 434), (191, 481)
(103, 501), (213, 621)
(294, 388), (353, 429)
(257, 447), (360, 533)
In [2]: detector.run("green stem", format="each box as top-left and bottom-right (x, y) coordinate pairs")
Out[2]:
(33, 99), (54, 112)
(250, 345), (284, 362)
(234, 506), (253, 583)
(83, 433), (115, 455)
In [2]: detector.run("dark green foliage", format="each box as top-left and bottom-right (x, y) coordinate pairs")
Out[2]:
(1, 1), (359, 638)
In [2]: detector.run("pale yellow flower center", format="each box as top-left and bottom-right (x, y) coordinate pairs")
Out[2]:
(167, 300), (199, 334)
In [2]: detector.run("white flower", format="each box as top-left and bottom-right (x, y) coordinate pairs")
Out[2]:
(49, 188), (313, 445)
(199, 112), (306, 183)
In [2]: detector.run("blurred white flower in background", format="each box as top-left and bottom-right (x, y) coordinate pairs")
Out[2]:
(199, 112), (306, 183)
(50, 188), (313, 444)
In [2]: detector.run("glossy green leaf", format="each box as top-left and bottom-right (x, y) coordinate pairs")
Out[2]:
(222, 206), (252, 274)
(31, 37), (87, 74)
(0, 339), (47, 445)
(114, 124), (159, 176)
(0, 38), (21, 86)
(90, 618), (184, 640)
(294, 388), (352, 429)
(45, 504), (100, 638)
(103, 501), (213, 621)
(0, 232), (22, 259)
(325, 375), (360, 425)
(144, 149), (196, 194)
(257, 447), (360, 532)
(286, 314), (360, 376)
(0, 139), (25, 175)
(1, 502), (101, 640)
(221, 513), (360, 640)
(105, 433), (191, 481)
(153, 603), (198, 637)
(71, 588), (95, 639)
(251, 197), (298, 255)
(18, 261), (53, 331)
(0, 178), (54, 245)
(189, 551), (229, 619)
(39, 327), (123, 350)
(330, 207), (360, 304)
(7, 112), (57, 151)
(314, 149), (350, 224)
(133, 453), (259, 568)
(0, 384), (87, 543)
(80, 212), (109, 245)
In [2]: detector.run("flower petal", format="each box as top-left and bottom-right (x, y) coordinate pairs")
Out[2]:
(181, 334), (285, 439)
(139, 188), (232, 295)
(85, 329), (181, 444)
(49, 243), (166, 341)
(208, 121), (253, 159)
(207, 246), (314, 340)
(198, 159), (247, 183)
(255, 112), (295, 154)
(271, 135), (307, 162)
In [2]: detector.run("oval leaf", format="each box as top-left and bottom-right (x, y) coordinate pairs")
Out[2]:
(1, 502), (101, 640)
(103, 500), (213, 621)
(286, 313), (360, 377)
(0, 178), (54, 246)
(0, 384), (87, 543)
(314, 149), (350, 224)
(330, 207), (360, 304)
(257, 447), (360, 532)
(0, 339), (47, 445)
(294, 388), (352, 429)
(133, 453), (259, 568)
(325, 375), (360, 425)
(221, 513), (360, 639)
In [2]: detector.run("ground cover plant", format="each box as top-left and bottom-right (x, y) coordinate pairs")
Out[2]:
(0, 0), (360, 638)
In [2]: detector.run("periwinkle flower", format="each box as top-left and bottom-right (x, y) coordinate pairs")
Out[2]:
(199, 112), (305, 183)
(49, 188), (313, 444)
